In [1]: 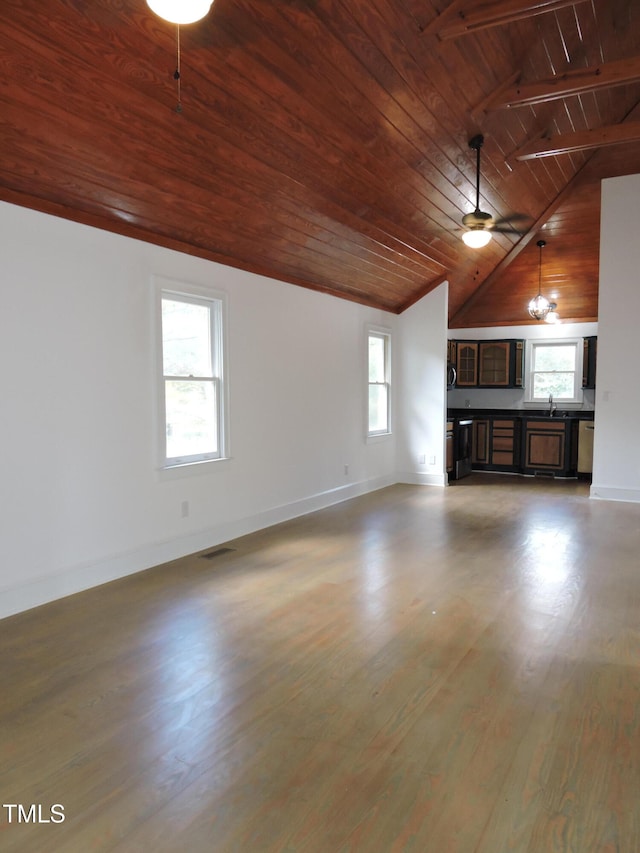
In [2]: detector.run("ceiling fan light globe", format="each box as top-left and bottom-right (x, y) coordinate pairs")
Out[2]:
(528, 293), (551, 320)
(462, 228), (492, 249)
(146, 0), (213, 24)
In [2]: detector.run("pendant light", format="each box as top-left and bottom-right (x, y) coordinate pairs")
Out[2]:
(146, 0), (213, 24)
(528, 239), (552, 321)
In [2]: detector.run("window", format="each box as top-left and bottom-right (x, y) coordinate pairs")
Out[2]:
(159, 287), (226, 467)
(368, 328), (391, 435)
(525, 339), (583, 405)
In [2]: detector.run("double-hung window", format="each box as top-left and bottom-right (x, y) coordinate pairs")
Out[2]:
(159, 286), (226, 467)
(525, 339), (583, 405)
(368, 328), (391, 436)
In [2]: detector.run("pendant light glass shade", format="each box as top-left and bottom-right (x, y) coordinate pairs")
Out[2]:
(146, 0), (213, 24)
(528, 293), (551, 321)
(528, 239), (552, 320)
(462, 228), (492, 249)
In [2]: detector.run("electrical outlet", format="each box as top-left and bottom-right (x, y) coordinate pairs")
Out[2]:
(344, 464), (349, 476)
(419, 454), (426, 464)
(429, 455), (436, 465)
(181, 500), (189, 518)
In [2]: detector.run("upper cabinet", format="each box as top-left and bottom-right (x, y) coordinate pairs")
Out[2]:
(583, 336), (597, 389)
(455, 341), (478, 386)
(453, 339), (524, 388)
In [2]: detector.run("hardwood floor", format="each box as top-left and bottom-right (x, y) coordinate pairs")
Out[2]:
(2, 475), (640, 852)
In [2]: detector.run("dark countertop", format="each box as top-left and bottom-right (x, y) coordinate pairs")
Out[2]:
(447, 408), (595, 421)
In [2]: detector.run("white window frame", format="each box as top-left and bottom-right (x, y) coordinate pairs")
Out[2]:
(367, 326), (392, 437)
(524, 338), (583, 406)
(155, 278), (228, 469)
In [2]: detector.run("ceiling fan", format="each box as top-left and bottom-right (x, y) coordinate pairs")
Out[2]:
(461, 134), (524, 249)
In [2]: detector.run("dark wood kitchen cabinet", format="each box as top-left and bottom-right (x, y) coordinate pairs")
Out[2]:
(472, 417), (518, 471)
(478, 340), (524, 387)
(582, 336), (597, 389)
(446, 421), (454, 477)
(472, 418), (489, 464)
(453, 339), (523, 388)
(521, 418), (578, 476)
(455, 341), (478, 386)
(491, 419), (518, 468)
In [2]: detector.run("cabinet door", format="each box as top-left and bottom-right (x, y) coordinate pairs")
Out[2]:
(514, 341), (524, 388)
(582, 336), (597, 389)
(523, 421), (566, 472)
(456, 342), (478, 386)
(478, 342), (510, 386)
(446, 423), (454, 474)
(472, 419), (489, 464)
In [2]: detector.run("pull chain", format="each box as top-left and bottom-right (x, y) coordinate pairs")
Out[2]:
(173, 24), (182, 113)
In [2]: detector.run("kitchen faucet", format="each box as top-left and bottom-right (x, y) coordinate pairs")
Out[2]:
(548, 394), (556, 417)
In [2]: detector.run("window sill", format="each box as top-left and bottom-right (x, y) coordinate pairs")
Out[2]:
(366, 431), (392, 443)
(156, 456), (231, 481)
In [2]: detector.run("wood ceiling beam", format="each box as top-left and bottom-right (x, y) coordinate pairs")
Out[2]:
(512, 122), (640, 161)
(429, 0), (589, 40)
(471, 71), (521, 121)
(485, 56), (640, 110)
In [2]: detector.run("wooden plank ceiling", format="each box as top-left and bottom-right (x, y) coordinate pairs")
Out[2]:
(1, 0), (639, 326)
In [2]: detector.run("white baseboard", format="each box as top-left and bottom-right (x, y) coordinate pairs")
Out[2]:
(0, 474), (398, 620)
(590, 483), (640, 503)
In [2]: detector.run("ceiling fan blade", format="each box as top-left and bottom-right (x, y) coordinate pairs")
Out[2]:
(493, 213), (533, 228)
(492, 225), (524, 234)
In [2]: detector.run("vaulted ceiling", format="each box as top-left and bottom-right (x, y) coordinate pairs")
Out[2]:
(1, 0), (640, 326)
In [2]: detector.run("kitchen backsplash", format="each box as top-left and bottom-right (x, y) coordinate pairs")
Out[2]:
(447, 386), (596, 411)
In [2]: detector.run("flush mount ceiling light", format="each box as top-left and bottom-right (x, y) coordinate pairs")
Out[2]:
(528, 239), (552, 321)
(148, 0), (214, 111)
(146, 0), (213, 24)
(544, 303), (560, 324)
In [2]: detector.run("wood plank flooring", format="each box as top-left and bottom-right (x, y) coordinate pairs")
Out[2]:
(2, 475), (640, 852)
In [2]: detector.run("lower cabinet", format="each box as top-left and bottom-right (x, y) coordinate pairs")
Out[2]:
(472, 418), (518, 471)
(465, 415), (579, 476)
(472, 419), (489, 465)
(446, 421), (454, 476)
(491, 420), (517, 468)
(521, 419), (578, 476)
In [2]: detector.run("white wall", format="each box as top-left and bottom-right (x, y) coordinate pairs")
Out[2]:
(591, 174), (640, 502)
(396, 282), (448, 485)
(0, 202), (445, 618)
(447, 322), (598, 411)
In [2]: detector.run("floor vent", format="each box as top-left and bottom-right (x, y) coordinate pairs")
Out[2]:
(201, 547), (237, 560)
